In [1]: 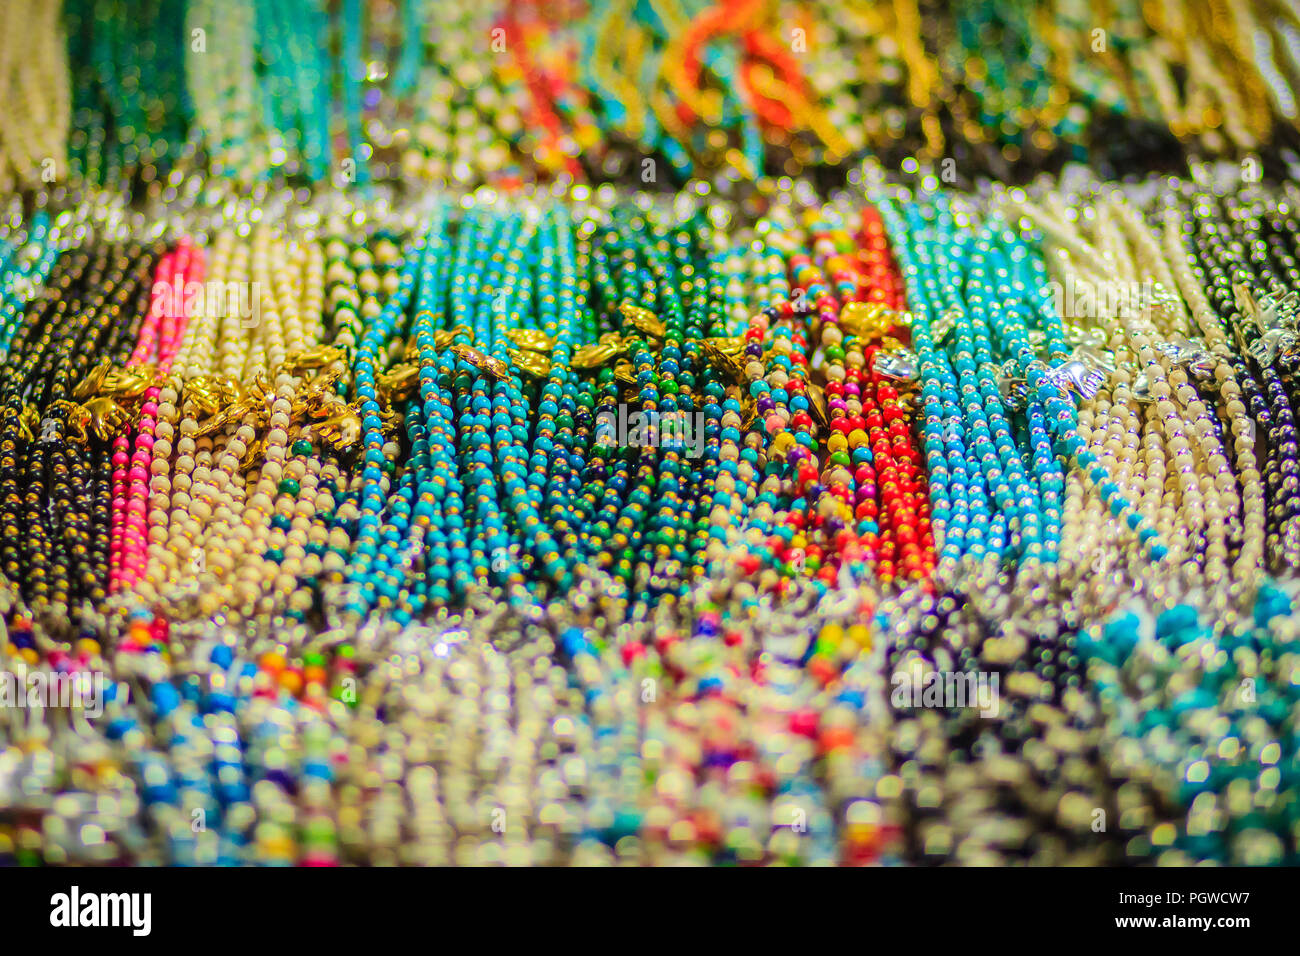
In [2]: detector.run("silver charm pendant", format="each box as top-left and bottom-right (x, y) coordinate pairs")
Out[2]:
(1070, 344), (1116, 371)
(1235, 281), (1300, 342)
(1175, 343), (1216, 381)
(1064, 324), (1109, 350)
(1131, 372), (1154, 403)
(875, 348), (920, 382)
(1255, 288), (1300, 331)
(926, 309), (958, 347)
(1044, 358), (1106, 401)
(987, 360), (1030, 412)
(1150, 336), (1216, 381)
(1249, 328), (1300, 366)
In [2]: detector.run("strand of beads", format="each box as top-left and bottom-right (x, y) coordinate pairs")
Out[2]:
(751, 200), (823, 585)
(1160, 203), (1268, 607)
(1019, 190), (1242, 607)
(807, 200), (934, 584)
(0, 210), (63, 357)
(0, 0), (70, 192)
(680, 206), (744, 585)
(582, 208), (696, 599)
(784, 204), (871, 582)
(881, 193), (1047, 574)
(136, 228), (237, 613)
(876, 191), (971, 578)
(342, 218), (421, 620)
(515, 206), (588, 592)
(1181, 186), (1300, 570)
(110, 239), (204, 595)
(32, 241), (164, 625)
(0, 247), (89, 610)
(399, 203), (466, 613)
(1109, 195), (1242, 600)
(252, 230), (335, 627)
(148, 226), (262, 624)
(209, 228), (329, 624)
(636, 207), (719, 600)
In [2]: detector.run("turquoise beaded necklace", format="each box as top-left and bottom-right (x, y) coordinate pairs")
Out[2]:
(522, 207), (590, 591)
(879, 190), (1166, 573)
(410, 202), (471, 610)
(342, 222), (420, 619)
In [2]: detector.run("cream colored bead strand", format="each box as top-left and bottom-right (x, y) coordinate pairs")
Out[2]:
(1161, 210), (1268, 605)
(1029, 201), (1190, 583)
(153, 235), (261, 615)
(1111, 198), (1238, 596)
(1035, 232), (1149, 581)
(1089, 207), (1203, 579)
(136, 230), (237, 605)
(139, 232), (239, 604)
(186, 238), (308, 621)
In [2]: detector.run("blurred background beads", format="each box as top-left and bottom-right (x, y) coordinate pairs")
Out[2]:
(8, 0), (1300, 199)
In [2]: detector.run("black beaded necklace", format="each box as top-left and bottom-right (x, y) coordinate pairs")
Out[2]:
(5, 240), (163, 626)
(1183, 191), (1300, 569)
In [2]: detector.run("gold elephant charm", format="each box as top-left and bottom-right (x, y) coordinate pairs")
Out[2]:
(700, 339), (747, 383)
(619, 303), (666, 340)
(572, 339), (627, 371)
(307, 403), (363, 451)
(508, 349), (553, 379)
(376, 363), (420, 403)
(449, 345), (512, 381)
(405, 325), (473, 363)
(505, 328), (557, 353)
(100, 365), (162, 399)
(53, 397), (136, 443)
(18, 405), (41, 442)
(181, 374), (243, 418)
(281, 345), (349, 376)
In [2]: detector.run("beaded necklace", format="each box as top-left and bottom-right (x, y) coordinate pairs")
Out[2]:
(751, 201), (823, 584)
(63, 0), (188, 190)
(17, 240), (162, 626)
(0, 0), (70, 193)
(511, 205), (590, 592)
(341, 216), (422, 619)
(136, 229), (237, 613)
(108, 239), (203, 596)
(797, 201), (934, 584)
(1023, 190), (1246, 610)
(883, 187), (1173, 580)
(1181, 187), (1300, 570)
(1160, 206), (1268, 606)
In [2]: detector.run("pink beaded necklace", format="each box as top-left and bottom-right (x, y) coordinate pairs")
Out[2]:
(109, 239), (204, 594)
